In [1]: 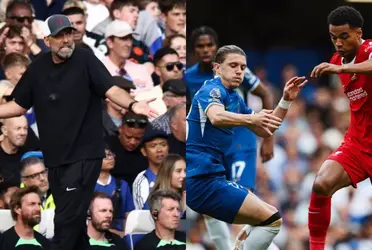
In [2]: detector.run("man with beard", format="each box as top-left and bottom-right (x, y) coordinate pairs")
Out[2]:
(87, 192), (129, 250)
(0, 14), (157, 250)
(0, 186), (50, 250)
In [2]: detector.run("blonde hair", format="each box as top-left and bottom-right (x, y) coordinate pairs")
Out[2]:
(63, 0), (87, 13)
(152, 154), (185, 196)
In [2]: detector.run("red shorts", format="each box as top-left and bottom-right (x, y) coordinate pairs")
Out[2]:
(328, 142), (372, 188)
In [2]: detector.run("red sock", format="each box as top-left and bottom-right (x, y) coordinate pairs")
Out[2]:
(308, 192), (331, 250)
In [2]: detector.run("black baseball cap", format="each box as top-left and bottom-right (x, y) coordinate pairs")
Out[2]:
(112, 76), (136, 91)
(141, 126), (168, 146)
(44, 14), (76, 37)
(162, 79), (186, 96)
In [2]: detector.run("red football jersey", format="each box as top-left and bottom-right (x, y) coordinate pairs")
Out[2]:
(331, 39), (372, 154)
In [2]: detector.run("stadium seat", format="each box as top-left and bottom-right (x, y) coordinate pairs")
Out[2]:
(124, 210), (155, 250)
(0, 209), (15, 232)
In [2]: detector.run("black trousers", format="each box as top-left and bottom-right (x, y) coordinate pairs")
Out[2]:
(48, 159), (102, 250)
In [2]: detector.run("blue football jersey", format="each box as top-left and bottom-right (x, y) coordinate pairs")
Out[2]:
(186, 77), (253, 177)
(185, 63), (260, 101)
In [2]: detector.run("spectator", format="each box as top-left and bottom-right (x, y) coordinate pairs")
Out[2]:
(101, 20), (154, 93)
(134, 189), (186, 250)
(87, 192), (130, 250)
(0, 116), (34, 186)
(84, 0), (110, 31)
(106, 111), (149, 187)
(62, 6), (105, 59)
(152, 79), (186, 134)
(168, 103), (185, 158)
(138, 0), (161, 21)
(3, 52), (30, 86)
(1, 184), (19, 209)
(103, 76), (136, 137)
(133, 126), (169, 209)
(135, 47), (183, 116)
(95, 145), (134, 236)
(163, 34), (186, 67)
(158, 0), (186, 38)
(1, 186), (50, 250)
(94, 0), (154, 72)
(20, 154), (55, 211)
(151, 154), (186, 211)
(5, 1), (48, 56)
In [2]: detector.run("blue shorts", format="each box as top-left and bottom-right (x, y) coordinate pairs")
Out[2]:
(224, 150), (257, 190)
(186, 173), (249, 223)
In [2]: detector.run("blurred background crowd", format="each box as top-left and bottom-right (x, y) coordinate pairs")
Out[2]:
(186, 0), (372, 250)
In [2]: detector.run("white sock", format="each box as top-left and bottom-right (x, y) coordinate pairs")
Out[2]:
(243, 225), (280, 250)
(204, 216), (233, 250)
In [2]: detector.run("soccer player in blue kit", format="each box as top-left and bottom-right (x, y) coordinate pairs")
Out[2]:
(186, 26), (275, 250)
(186, 45), (307, 249)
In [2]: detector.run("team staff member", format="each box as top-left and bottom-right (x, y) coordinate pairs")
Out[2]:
(0, 14), (157, 250)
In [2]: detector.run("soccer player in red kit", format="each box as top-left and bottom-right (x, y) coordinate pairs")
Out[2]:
(309, 6), (372, 250)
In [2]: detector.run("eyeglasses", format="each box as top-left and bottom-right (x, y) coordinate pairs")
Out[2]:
(8, 16), (34, 24)
(105, 151), (116, 159)
(22, 169), (48, 180)
(123, 118), (148, 128)
(161, 62), (183, 72)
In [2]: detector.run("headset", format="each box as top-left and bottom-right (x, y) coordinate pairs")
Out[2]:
(87, 208), (91, 220)
(151, 209), (159, 221)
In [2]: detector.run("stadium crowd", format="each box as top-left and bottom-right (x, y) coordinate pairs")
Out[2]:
(0, 0), (186, 249)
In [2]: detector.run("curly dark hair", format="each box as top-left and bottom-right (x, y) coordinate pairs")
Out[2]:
(327, 6), (364, 28)
(189, 26), (218, 52)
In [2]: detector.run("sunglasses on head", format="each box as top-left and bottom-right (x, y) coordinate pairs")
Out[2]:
(124, 118), (148, 128)
(164, 62), (183, 72)
(3, 95), (13, 102)
(9, 15), (34, 24)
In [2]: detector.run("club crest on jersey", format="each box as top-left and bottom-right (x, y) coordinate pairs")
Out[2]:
(351, 73), (358, 81)
(209, 88), (221, 102)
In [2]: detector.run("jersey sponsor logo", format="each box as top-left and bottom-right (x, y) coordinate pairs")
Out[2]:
(346, 87), (368, 102)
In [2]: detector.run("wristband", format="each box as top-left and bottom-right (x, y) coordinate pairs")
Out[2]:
(278, 98), (291, 109)
(128, 101), (138, 112)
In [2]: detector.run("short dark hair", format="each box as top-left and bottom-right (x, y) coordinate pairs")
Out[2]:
(89, 191), (112, 212)
(6, 0), (33, 18)
(153, 47), (178, 66)
(10, 186), (39, 221)
(0, 24), (22, 40)
(3, 52), (30, 71)
(62, 6), (85, 16)
(190, 26), (218, 52)
(137, 0), (156, 10)
(158, 0), (185, 15)
(110, 0), (138, 19)
(148, 189), (181, 213)
(20, 157), (44, 175)
(327, 6), (364, 28)
(214, 45), (246, 64)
